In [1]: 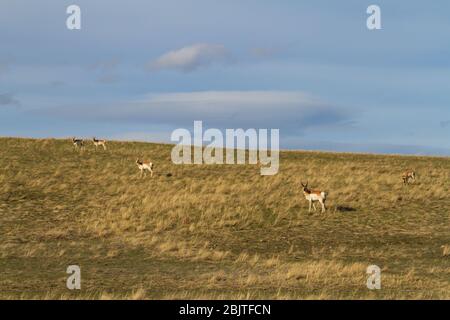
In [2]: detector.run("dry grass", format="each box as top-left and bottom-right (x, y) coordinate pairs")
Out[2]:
(0, 137), (449, 299)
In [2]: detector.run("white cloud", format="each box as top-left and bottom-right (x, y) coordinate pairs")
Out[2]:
(42, 90), (351, 133)
(149, 44), (231, 72)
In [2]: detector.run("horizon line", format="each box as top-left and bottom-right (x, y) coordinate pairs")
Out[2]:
(1, 135), (449, 160)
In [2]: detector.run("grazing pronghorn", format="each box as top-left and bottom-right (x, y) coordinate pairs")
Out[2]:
(72, 137), (85, 150)
(136, 158), (154, 178)
(92, 137), (107, 150)
(402, 170), (416, 185)
(301, 182), (328, 213)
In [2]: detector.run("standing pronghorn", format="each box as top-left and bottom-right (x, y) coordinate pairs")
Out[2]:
(301, 182), (328, 213)
(136, 159), (154, 178)
(92, 137), (107, 150)
(72, 137), (85, 150)
(402, 170), (416, 185)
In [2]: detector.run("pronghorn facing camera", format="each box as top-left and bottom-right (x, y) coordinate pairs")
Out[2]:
(402, 170), (416, 185)
(301, 182), (328, 213)
(72, 137), (85, 150)
(92, 137), (107, 150)
(136, 158), (154, 178)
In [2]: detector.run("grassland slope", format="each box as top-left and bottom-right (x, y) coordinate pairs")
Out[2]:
(0, 137), (448, 299)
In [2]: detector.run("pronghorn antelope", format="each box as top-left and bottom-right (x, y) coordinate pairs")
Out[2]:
(72, 137), (85, 150)
(92, 137), (107, 150)
(402, 170), (416, 185)
(136, 159), (154, 178)
(301, 182), (328, 213)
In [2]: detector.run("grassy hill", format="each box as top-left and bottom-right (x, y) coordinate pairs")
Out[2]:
(0, 137), (448, 299)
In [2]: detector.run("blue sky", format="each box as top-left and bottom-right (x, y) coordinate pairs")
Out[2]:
(1, 0), (450, 155)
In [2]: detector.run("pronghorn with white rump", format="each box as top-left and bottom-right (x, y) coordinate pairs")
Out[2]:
(136, 158), (154, 178)
(301, 181), (328, 213)
(402, 170), (416, 185)
(72, 137), (85, 150)
(92, 137), (107, 150)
